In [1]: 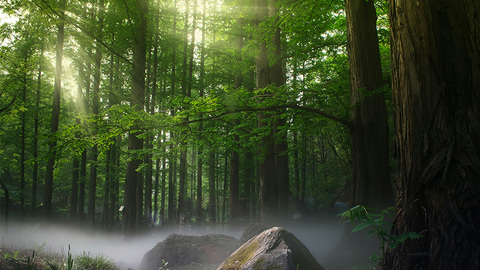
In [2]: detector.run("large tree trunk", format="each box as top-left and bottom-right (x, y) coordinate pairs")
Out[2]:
(381, 1), (480, 269)
(255, 0), (288, 223)
(345, 0), (392, 209)
(324, 1), (393, 268)
(255, 0), (277, 223)
(122, 0), (148, 233)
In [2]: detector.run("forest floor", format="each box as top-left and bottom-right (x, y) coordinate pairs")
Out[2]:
(0, 245), (218, 270)
(0, 246), (64, 270)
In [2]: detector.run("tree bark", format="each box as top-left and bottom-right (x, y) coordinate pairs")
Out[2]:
(255, 0), (288, 223)
(167, 0), (178, 225)
(380, 1), (480, 269)
(178, 0), (191, 224)
(122, 0), (148, 233)
(208, 150), (216, 222)
(345, 0), (392, 209)
(20, 46), (28, 217)
(88, 0), (104, 227)
(43, 0), (66, 219)
(32, 46), (43, 214)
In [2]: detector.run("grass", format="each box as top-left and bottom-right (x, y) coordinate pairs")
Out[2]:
(0, 245), (118, 270)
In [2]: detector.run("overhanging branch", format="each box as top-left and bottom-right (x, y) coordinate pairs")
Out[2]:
(173, 104), (351, 128)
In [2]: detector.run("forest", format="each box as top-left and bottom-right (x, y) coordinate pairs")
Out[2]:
(0, 0), (479, 269)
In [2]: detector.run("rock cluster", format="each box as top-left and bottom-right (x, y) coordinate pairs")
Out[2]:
(217, 227), (324, 270)
(140, 225), (324, 270)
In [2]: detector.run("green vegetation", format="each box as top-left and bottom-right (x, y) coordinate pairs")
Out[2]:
(341, 205), (423, 261)
(0, 246), (116, 270)
(74, 252), (116, 270)
(0, 0), (478, 268)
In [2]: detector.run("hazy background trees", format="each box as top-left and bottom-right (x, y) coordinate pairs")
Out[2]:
(0, 0), (391, 228)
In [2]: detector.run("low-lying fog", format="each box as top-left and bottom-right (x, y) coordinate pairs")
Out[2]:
(0, 217), (364, 270)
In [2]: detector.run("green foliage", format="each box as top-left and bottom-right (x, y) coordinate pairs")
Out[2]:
(74, 252), (116, 270)
(3, 250), (20, 262)
(159, 259), (169, 270)
(342, 205), (423, 261)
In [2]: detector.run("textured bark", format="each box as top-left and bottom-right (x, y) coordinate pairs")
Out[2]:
(122, 0), (148, 233)
(380, 1), (480, 269)
(345, 0), (392, 208)
(255, 0), (276, 221)
(255, 0), (288, 223)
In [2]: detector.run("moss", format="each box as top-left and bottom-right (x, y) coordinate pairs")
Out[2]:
(251, 257), (283, 270)
(220, 240), (259, 269)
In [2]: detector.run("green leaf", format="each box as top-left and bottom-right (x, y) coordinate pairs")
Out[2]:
(352, 221), (372, 232)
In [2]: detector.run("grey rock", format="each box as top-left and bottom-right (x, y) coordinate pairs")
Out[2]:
(217, 227), (325, 270)
(140, 233), (241, 270)
(240, 223), (269, 243)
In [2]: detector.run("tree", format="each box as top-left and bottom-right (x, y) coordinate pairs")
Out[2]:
(88, 0), (105, 227)
(345, 0), (392, 208)
(255, 0), (289, 223)
(381, 1), (480, 269)
(43, 0), (66, 219)
(122, 0), (148, 233)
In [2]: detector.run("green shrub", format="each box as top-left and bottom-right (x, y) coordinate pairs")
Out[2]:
(74, 252), (116, 270)
(341, 205), (423, 261)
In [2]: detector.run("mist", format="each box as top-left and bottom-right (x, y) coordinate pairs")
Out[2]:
(0, 217), (374, 270)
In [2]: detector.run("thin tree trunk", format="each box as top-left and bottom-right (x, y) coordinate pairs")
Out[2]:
(178, 0), (191, 224)
(167, 0), (178, 226)
(88, 0), (104, 227)
(229, 17), (244, 222)
(43, 0), (66, 219)
(20, 48), (28, 217)
(208, 150), (216, 222)
(195, 0), (206, 222)
(32, 46), (43, 214)
(160, 139), (167, 225)
(150, 1), (161, 225)
(143, 48), (153, 226)
(222, 152), (229, 222)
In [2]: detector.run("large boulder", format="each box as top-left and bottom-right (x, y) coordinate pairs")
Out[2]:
(240, 223), (269, 243)
(217, 227), (325, 270)
(140, 233), (241, 270)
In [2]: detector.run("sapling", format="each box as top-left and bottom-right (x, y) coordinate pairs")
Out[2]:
(341, 205), (423, 261)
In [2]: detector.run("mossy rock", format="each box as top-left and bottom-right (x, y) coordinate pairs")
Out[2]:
(217, 227), (325, 270)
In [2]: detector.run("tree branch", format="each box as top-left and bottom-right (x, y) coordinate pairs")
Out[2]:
(32, 0), (133, 65)
(173, 104), (351, 128)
